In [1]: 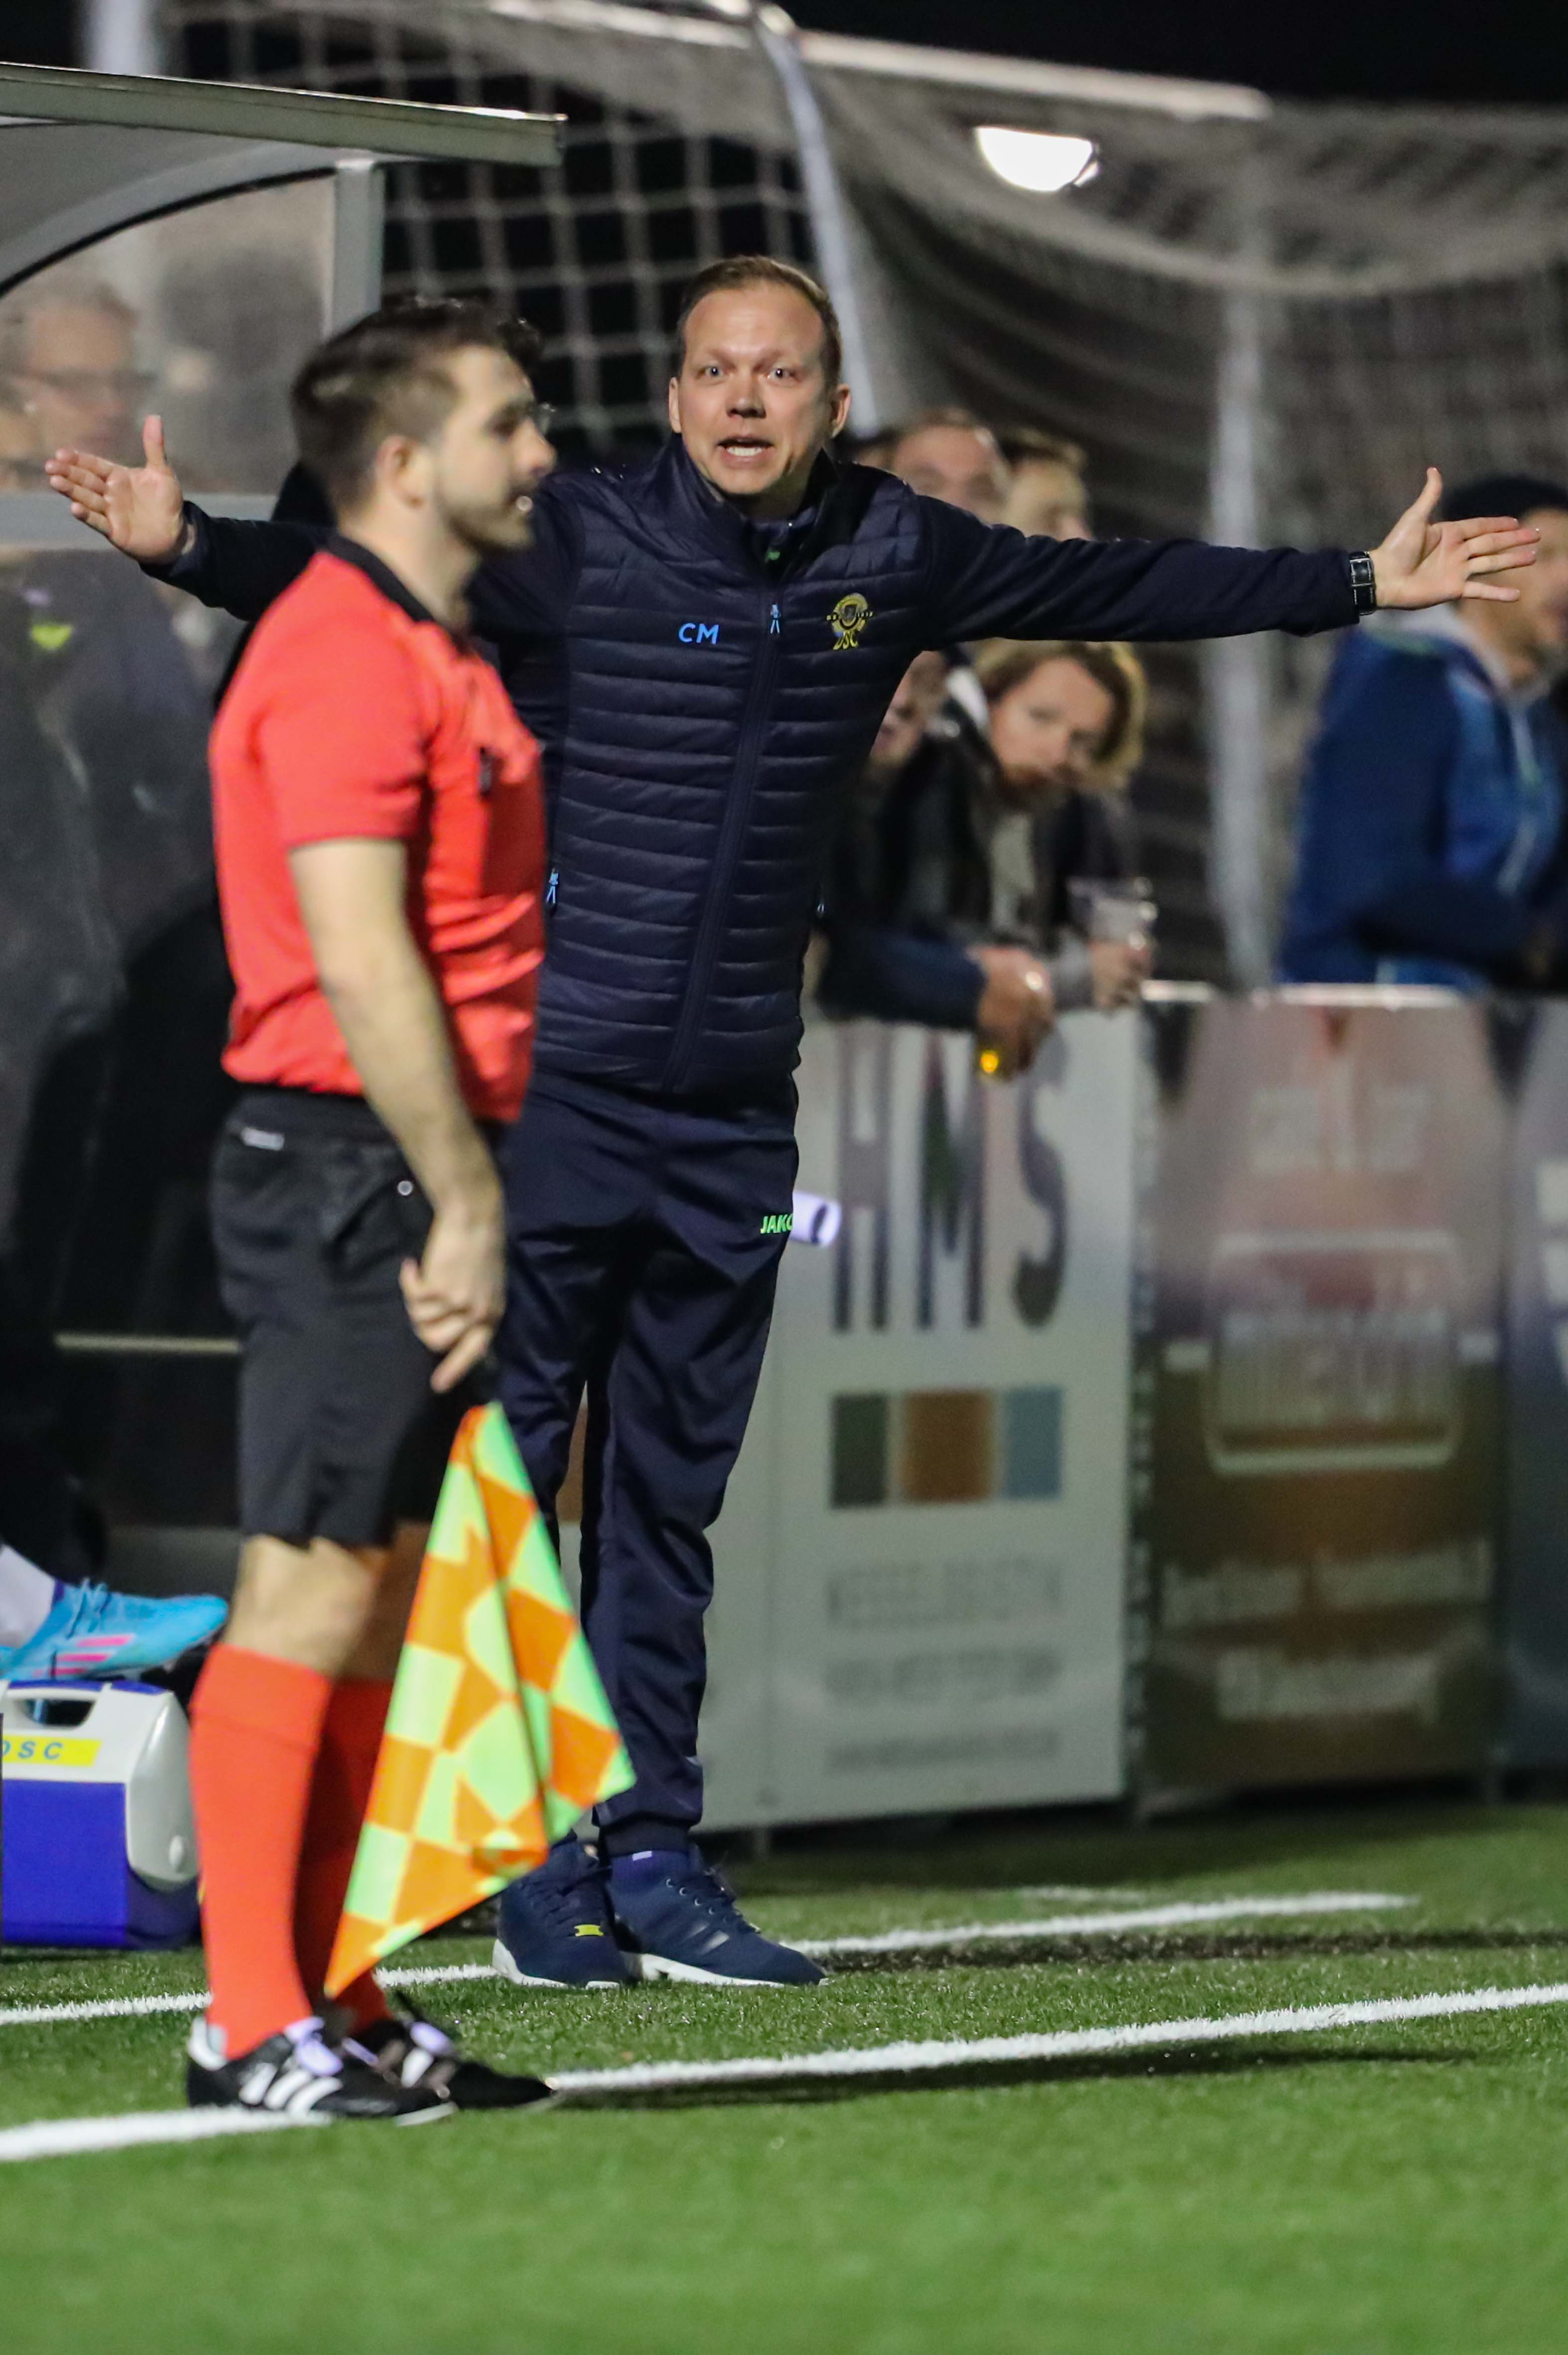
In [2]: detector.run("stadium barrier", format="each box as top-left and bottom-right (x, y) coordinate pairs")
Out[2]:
(557, 985), (1564, 1828)
(1504, 1001), (1568, 1769)
(19, 981), (1568, 1827)
(1132, 989), (1507, 1803)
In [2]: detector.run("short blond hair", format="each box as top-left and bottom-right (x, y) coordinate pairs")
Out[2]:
(995, 425), (1086, 475)
(971, 638), (1146, 788)
(675, 255), (842, 387)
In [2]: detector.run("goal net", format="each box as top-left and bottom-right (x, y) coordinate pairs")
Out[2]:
(171, 0), (815, 458)
(159, 0), (1568, 982)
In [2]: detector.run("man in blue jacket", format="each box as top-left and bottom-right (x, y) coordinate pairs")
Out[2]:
(1281, 473), (1568, 987)
(48, 263), (1537, 1987)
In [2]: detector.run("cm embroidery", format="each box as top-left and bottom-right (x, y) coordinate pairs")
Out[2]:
(679, 621), (721, 644)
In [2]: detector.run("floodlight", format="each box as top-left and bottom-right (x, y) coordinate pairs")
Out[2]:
(974, 125), (1100, 193)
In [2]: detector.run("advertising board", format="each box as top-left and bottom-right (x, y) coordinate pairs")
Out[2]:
(736, 1012), (1138, 1825)
(1501, 1002), (1568, 1765)
(1134, 993), (1507, 1793)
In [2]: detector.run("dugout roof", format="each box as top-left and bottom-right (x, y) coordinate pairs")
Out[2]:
(0, 58), (561, 299)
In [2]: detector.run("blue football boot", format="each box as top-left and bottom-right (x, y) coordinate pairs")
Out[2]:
(609, 1845), (824, 1986)
(0, 1580), (227, 1682)
(492, 1838), (636, 1990)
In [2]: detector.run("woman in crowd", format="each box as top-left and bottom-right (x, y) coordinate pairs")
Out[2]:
(818, 638), (1150, 1058)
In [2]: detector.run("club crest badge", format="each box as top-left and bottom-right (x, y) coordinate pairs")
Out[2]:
(827, 591), (871, 651)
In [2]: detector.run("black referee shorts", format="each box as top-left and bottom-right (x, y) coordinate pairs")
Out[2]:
(211, 1087), (481, 1550)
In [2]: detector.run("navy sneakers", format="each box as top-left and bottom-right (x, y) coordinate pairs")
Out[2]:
(493, 1837), (825, 1990)
(609, 1846), (824, 1987)
(492, 1838), (636, 1990)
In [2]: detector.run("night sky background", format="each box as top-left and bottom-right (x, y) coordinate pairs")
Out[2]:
(0, 2), (1565, 105)
(790, 4), (1568, 108)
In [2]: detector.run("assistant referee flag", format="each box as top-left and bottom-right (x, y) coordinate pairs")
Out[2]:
(326, 1403), (631, 1996)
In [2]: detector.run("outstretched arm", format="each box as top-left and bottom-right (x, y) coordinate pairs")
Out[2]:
(925, 468), (1539, 647)
(46, 417), (573, 636)
(46, 417), (323, 619)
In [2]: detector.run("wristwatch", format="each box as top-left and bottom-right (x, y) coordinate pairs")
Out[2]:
(1348, 551), (1378, 615)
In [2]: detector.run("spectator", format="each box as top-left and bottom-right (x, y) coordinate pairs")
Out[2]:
(998, 426), (1092, 542)
(964, 637), (1146, 965)
(157, 243), (326, 495)
(815, 650), (953, 1009)
(819, 638), (1149, 1049)
(887, 404), (1011, 522)
(1280, 472), (1568, 988)
(0, 385), (36, 487)
(0, 273), (228, 1661)
(2, 267), (148, 476)
(841, 426), (899, 471)
(856, 646), (951, 817)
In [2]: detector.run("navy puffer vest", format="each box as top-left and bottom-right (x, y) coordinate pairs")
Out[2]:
(493, 446), (932, 1093)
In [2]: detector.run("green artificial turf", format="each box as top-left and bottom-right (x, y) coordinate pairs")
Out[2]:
(5, 1797), (1568, 2353)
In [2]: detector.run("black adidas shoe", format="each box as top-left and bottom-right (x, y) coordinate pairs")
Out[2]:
(185, 2014), (452, 2123)
(343, 2008), (555, 2111)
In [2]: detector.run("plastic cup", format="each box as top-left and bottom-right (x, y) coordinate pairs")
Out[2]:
(1068, 876), (1156, 946)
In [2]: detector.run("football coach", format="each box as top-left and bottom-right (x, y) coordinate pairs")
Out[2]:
(49, 256), (1537, 1988)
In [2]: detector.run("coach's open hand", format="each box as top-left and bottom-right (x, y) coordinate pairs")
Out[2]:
(1371, 468), (1540, 608)
(44, 416), (190, 563)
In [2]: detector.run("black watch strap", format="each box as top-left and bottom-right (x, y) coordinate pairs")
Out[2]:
(1347, 551), (1378, 615)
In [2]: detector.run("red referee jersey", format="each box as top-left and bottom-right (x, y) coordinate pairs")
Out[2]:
(210, 539), (546, 1125)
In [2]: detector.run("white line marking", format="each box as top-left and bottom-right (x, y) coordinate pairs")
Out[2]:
(0, 1895), (1414, 2026)
(794, 1891), (1413, 1958)
(0, 2108), (312, 2162)
(3, 1977), (1565, 2159)
(0, 1993), (203, 2028)
(0, 1961), (499, 2029)
(550, 1978), (1568, 2099)
(382, 1962), (500, 1990)
(1010, 1885), (1153, 1901)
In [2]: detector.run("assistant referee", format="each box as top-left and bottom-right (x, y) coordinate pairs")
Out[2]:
(181, 300), (555, 2118)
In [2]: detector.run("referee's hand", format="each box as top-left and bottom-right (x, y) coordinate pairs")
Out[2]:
(399, 1183), (506, 1392)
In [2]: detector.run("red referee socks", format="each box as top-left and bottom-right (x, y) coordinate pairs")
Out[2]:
(189, 1645), (332, 2055)
(295, 1675), (395, 2031)
(190, 1653), (398, 2052)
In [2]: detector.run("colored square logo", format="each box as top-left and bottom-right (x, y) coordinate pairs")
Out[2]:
(830, 1385), (1062, 1507)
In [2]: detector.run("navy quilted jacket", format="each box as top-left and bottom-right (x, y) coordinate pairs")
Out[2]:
(157, 440), (1358, 1093)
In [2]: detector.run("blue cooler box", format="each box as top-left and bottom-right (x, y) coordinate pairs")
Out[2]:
(1, 1680), (199, 1947)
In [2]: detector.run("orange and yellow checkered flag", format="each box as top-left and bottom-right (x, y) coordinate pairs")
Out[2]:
(326, 1402), (632, 1996)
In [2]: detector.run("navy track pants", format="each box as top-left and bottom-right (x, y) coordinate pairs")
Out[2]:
(495, 1070), (797, 1832)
